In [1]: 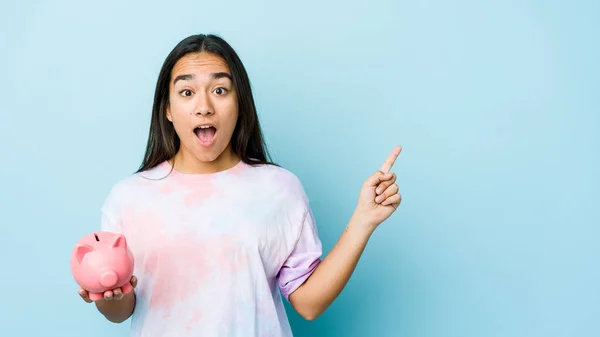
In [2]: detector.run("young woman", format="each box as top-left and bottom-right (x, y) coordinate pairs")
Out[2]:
(77, 34), (402, 336)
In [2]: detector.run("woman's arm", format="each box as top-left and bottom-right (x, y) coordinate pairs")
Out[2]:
(289, 146), (402, 320)
(288, 212), (374, 320)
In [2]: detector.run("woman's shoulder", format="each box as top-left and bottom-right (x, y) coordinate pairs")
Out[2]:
(245, 162), (308, 198)
(102, 163), (166, 203)
(101, 173), (144, 204)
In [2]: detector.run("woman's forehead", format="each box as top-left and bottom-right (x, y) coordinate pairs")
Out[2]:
(171, 52), (231, 79)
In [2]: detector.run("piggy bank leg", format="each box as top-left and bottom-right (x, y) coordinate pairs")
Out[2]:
(121, 282), (133, 294)
(89, 292), (104, 301)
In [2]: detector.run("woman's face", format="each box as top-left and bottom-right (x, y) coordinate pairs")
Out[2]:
(166, 52), (239, 171)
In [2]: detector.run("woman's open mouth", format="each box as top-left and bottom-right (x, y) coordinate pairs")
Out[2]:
(194, 125), (217, 147)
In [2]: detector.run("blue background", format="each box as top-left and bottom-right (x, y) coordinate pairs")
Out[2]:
(1, 0), (598, 336)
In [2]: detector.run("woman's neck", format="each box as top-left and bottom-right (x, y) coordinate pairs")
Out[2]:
(170, 146), (240, 175)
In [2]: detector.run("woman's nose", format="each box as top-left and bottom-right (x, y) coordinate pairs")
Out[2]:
(195, 94), (214, 116)
(196, 107), (213, 116)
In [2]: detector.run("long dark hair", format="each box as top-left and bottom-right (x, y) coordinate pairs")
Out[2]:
(136, 34), (277, 173)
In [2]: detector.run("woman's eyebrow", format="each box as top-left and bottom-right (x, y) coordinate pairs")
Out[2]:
(173, 74), (194, 85)
(173, 72), (232, 85)
(210, 72), (232, 80)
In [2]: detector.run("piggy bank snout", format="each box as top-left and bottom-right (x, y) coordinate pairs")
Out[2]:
(100, 270), (118, 288)
(71, 231), (135, 293)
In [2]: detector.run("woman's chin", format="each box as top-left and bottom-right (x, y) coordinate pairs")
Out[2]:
(193, 145), (227, 163)
(181, 138), (234, 164)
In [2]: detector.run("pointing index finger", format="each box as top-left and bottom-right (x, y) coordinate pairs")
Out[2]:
(379, 146), (402, 173)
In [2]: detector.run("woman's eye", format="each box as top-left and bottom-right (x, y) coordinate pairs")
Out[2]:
(181, 89), (193, 97)
(214, 87), (227, 95)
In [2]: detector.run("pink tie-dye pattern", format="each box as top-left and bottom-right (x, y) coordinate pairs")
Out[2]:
(159, 183), (173, 195)
(146, 230), (213, 313)
(100, 160), (322, 337)
(186, 310), (203, 331)
(183, 183), (215, 207)
(146, 232), (250, 313)
(120, 207), (165, 255)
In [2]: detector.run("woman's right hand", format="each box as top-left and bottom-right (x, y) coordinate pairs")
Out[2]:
(78, 275), (138, 302)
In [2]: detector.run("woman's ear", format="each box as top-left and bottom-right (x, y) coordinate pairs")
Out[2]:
(166, 105), (172, 122)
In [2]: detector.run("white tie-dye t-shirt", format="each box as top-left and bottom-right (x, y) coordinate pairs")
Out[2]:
(99, 159), (322, 337)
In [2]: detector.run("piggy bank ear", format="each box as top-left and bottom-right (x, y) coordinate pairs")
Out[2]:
(75, 244), (93, 263)
(111, 234), (127, 249)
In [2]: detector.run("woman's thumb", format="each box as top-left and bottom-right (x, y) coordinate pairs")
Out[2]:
(365, 170), (389, 187)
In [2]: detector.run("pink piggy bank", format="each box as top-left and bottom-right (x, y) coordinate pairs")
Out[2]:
(70, 231), (135, 301)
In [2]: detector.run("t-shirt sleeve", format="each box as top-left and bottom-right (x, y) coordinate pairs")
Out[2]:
(276, 206), (323, 301)
(99, 184), (124, 233)
(100, 208), (122, 233)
